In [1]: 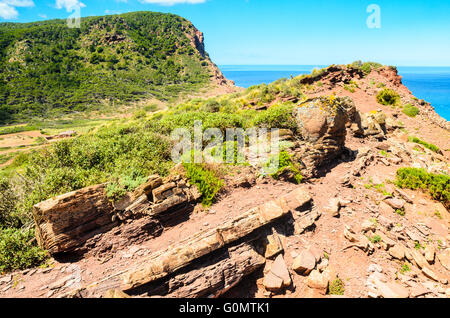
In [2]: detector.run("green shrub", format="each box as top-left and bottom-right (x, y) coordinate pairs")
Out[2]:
(265, 151), (303, 184)
(376, 89), (401, 106)
(395, 168), (449, 208)
(328, 278), (345, 295)
(402, 104), (420, 117)
(183, 163), (223, 206)
(0, 228), (47, 273)
(408, 137), (441, 153)
(400, 263), (411, 274)
(0, 178), (20, 228)
(251, 104), (297, 130)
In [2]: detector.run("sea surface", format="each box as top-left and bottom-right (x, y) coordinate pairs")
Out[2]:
(220, 65), (450, 121)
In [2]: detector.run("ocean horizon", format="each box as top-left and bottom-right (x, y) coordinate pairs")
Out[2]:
(220, 65), (450, 121)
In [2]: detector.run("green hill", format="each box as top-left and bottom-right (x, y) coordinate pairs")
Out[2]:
(0, 11), (230, 124)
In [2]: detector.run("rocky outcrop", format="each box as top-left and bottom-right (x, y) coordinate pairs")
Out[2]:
(62, 188), (313, 298)
(33, 184), (116, 255)
(292, 96), (355, 178)
(33, 175), (201, 256)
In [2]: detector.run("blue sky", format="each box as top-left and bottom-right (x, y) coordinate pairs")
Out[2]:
(1, 0), (450, 66)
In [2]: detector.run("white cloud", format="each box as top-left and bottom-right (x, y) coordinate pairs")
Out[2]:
(139, 0), (206, 6)
(55, 0), (85, 12)
(0, 0), (34, 20)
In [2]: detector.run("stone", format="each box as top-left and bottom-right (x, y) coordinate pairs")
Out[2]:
(410, 249), (428, 269)
(361, 220), (377, 232)
(49, 275), (72, 290)
(317, 258), (329, 272)
(270, 255), (291, 288)
(292, 250), (316, 275)
(422, 266), (439, 282)
(263, 272), (284, 292)
(377, 281), (410, 298)
(306, 270), (329, 295)
(437, 250), (450, 271)
(377, 214), (394, 229)
(324, 198), (341, 217)
(307, 246), (323, 263)
(344, 227), (358, 243)
(389, 244), (406, 260)
(264, 229), (284, 259)
(295, 209), (321, 234)
(424, 245), (435, 264)
(405, 230), (422, 242)
(384, 198), (405, 210)
(394, 188), (413, 204)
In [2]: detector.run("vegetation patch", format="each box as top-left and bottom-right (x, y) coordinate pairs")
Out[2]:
(265, 151), (303, 184)
(402, 104), (420, 117)
(0, 228), (48, 273)
(376, 89), (401, 106)
(328, 278), (345, 295)
(183, 163), (223, 206)
(408, 137), (441, 154)
(395, 168), (449, 209)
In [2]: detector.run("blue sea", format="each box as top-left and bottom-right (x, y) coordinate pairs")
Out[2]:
(220, 65), (450, 121)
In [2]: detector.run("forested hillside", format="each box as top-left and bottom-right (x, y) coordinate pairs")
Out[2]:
(0, 11), (224, 124)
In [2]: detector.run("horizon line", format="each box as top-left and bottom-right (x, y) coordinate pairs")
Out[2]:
(218, 64), (450, 67)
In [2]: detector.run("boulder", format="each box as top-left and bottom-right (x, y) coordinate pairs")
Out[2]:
(425, 245), (435, 264)
(270, 255), (292, 288)
(324, 198), (341, 217)
(292, 250), (316, 275)
(389, 244), (406, 260)
(263, 229), (284, 259)
(306, 270), (329, 295)
(263, 272), (284, 292)
(384, 198), (406, 210)
(293, 96), (355, 177)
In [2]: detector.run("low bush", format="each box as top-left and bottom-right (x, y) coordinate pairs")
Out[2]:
(183, 163), (223, 206)
(265, 151), (303, 184)
(376, 89), (401, 106)
(396, 168), (449, 209)
(328, 278), (345, 295)
(250, 104), (296, 130)
(0, 228), (47, 273)
(402, 104), (420, 117)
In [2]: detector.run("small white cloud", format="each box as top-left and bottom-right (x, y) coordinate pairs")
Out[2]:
(38, 13), (47, 19)
(0, 3), (18, 19)
(55, 0), (85, 12)
(139, 0), (206, 6)
(0, 0), (34, 20)
(3, 0), (34, 7)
